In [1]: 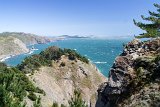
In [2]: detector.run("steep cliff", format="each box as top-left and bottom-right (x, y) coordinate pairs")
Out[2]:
(0, 32), (58, 61)
(0, 36), (29, 60)
(96, 38), (160, 107)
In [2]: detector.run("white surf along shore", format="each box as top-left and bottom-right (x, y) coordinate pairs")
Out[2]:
(0, 46), (39, 62)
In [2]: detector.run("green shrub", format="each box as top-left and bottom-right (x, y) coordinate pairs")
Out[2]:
(28, 92), (37, 101)
(17, 54), (51, 73)
(64, 48), (89, 63)
(17, 46), (89, 74)
(60, 62), (65, 67)
(52, 102), (59, 107)
(0, 66), (40, 106)
(40, 46), (63, 60)
(61, 104), (66, 107)
(33, 96), (41, 107)
(154, 55), (160, 63)
(136, 67), (144, 76)
(36, 87), (45, 95)
(0, 62), (7, 72)
(68, 89), (87, 107)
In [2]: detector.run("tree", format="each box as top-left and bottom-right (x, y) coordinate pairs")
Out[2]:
(133, 3), (160, 38)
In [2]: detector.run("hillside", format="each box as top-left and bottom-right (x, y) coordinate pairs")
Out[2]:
(0, 32), (59, 61)
(0, 36), (29, 60)
(16, 46), (106, 107)
(0, 62), (45, 107)
(28, 55), (106, 106)
(0, 32), (56, 45)
(96, 38), (160, 107)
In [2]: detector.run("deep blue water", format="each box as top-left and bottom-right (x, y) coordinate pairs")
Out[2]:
(4, 38), (130, 76)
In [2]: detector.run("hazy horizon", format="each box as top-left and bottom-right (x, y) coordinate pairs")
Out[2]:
(0, 0), (159, 37)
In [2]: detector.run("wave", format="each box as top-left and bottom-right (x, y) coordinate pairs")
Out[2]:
(28, 50), (34, 54)
(94, 61), (107, 64)
(0, 56), (11, 62)
(32, 48), (38, 51)
(27, 48), (39, 55)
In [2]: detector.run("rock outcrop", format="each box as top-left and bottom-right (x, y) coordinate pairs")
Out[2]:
(96, 38), (160, 107)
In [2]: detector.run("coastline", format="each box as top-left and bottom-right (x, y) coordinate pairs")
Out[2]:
(0, 35), (89, 63)
(0, 55), (12, 62)
(0, 46), (40, 62)
(0, 54), (19, 62)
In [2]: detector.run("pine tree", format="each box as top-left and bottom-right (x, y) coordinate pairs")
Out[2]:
(133, 3), (160, 38)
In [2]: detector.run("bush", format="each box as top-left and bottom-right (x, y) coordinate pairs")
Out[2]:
(33, 96), (41, 107)
(154, 55), (160, 63)
(64, 48), (89, 63)
(17, 54), (51, 73)
(0, 62), (7, 72)
(40, 46), (63, 60)
(68, 89), (87, 107)
(61, 104), (66, 107)
(36, 87), (45, 95)
(28, 92), (37, 101)
(60, 62), (65, 67)
(0, 66), (41, 106)
(17, 46), (89, 74)
(52, 102), (59, 107)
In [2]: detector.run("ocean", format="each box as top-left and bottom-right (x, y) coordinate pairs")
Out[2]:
(4, 38), (130, 76)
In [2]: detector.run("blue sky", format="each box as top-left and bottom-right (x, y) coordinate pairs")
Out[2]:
(0, 0), (159, 37)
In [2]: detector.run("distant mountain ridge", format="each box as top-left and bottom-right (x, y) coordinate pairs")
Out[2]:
(0, 32), (56, 45)
(58, 35), (90, 39)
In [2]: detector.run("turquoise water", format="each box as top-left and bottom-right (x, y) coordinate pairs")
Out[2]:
(5, 38), (130, 76)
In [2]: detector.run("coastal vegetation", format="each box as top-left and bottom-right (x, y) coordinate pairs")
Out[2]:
(68, 90), (88, 107)
(17, 46), (89, 73)
(0, 62), (44, 107)
(51, 90), (88, 107)
(1, 2), (160, 107)
(0, 45), (92, 107)
(133, 3), (160, 38)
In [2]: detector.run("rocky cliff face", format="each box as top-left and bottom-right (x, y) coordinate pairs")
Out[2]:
(0, 36), (29, 60)
(96, 38), (160, 107)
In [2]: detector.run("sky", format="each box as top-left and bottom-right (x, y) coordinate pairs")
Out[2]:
(0, 0), (159, 37)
